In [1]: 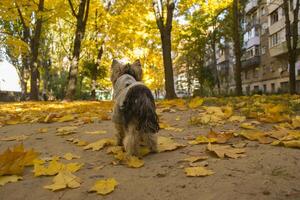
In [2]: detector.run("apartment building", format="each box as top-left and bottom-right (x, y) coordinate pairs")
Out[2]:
(217, 0), (300, 94)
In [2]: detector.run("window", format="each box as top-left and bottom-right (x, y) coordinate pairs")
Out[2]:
(270, 32), (280, 47)
(255, 46), (260, 56)
(253, 67), (259, 78)
(261, 7), (266, 16)
(271, 83), (276, 93)
(270, 10), (279, 25)
(261, 47), (266, 55)
(263, 65), (267, 74)
(263, 84), (267, 93)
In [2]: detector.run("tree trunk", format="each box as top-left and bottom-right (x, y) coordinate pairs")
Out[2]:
(65, 0), (90, 100)
(153, 0), (177, 99)
(91, 45), (103, 100)
(161, 30), (177, 99)
(211, 34), (221, 95)
(29, 0), (44, 100)
(232, 0), (243, 96)
(283, 0), (299, 94)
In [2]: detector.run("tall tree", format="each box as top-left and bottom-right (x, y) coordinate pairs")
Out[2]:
(65, 0), (90, 100)
(29, 0), (45, 100)
(153, 0), (177, 99)
(232, 0), (243, 96)
(283, 0), (300, 94)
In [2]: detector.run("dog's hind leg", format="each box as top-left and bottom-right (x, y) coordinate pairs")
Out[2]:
(123, 123), (139, 156)
(142, 133), (157, 153)
(115, 123), (125, 146)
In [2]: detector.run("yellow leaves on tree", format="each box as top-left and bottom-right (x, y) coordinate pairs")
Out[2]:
(89, 178), (118, 195)
(0, 144), (39, 176)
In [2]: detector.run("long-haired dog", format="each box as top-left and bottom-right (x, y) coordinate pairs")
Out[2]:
(111, 59), (159, 156)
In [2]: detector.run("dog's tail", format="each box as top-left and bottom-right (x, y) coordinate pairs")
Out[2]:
(122, 84), (159, 133)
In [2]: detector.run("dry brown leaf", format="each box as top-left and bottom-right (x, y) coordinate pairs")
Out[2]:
(207, 143), (246, 159)
(207, 129), (233, 144)
(0, 135), (29, 141)
(56, 126), (78, 136)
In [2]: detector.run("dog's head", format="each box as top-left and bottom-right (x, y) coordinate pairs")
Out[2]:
(111, 59), (143, 85)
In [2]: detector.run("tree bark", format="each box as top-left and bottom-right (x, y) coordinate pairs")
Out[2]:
(91, 45), (103, 99)
(232, 0), (243, 96)
(283, 0), (299, 94)
(65, 0), (90, 100)
(211, 32), (221, 95)
(29, 0), (44, 100)
(153, 0), (177, 99)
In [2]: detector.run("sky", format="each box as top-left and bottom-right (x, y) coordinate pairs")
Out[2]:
(0, 60), (21, 92)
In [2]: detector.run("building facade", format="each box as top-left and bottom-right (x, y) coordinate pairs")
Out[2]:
(218, 0), (300, 94)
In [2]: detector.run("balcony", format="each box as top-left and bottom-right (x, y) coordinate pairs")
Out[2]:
(245, 0), (258, 14)
(269, 39), (300, 56)
(243, 36), (260, 49)
(242, 56), (261, 69)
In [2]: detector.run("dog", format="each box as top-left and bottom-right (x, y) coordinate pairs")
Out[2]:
(111, 59), (159, 156)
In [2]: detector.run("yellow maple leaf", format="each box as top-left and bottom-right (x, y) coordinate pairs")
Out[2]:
(89, 178), (118, 195)
(184, 166), (214, 177)
(207, 143), (246, 159)
(157, 136), (186, 152)
(291, 116), (300, 129)
(0, 175), (22, 186)
(0, 144), (39, 176)
(85, 130), (107, 135)
(44, 170), (82, 191)
(84, 138), (116, 151)
(240, 123), (256, 130)
(33, 160), (83, 176)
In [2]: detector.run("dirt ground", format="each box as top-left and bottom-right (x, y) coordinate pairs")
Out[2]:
(0, 110), (300, 200)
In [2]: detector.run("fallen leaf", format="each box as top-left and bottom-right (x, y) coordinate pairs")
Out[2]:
(56, 126), (77, 136)
(207, 143), (246, 159)
(44, 170), (81, 191)
(282, 140), (300, 148)
(33, 160), (83, 176)
(184, 166), (214, 177)
(291, 116), (300, 129)
(207, 129), (233, 144)
(0, 144), (39, 175)
(85, 130), (107, 135)
(63, 153), (80, 161)
(188, 135), (217, 145)
(188, 97), (204, 109)
(179, 156), (208, 163)
(38, 128), (48, 133)
(84, 138), (116, 151)
(157, 136), (186, 152)
(228, 116), (246, 123)
(56, 115), (75, 123)
(125, 156), (144, 168)
(0, 135), (29, 141)
(89, 178), (118, 195)
(240, 123), (256, 130)
(239, 130), (273, 144)
(0, 175), (22, 186)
